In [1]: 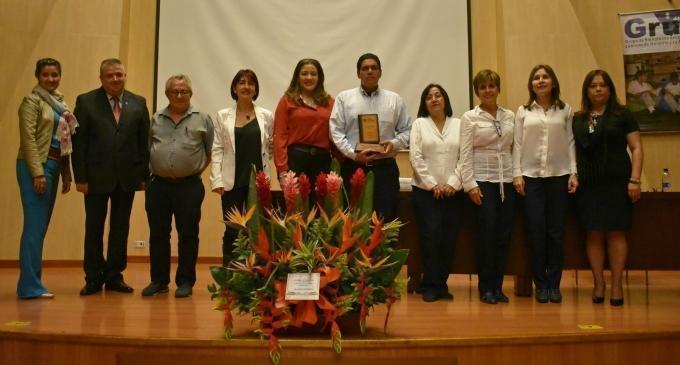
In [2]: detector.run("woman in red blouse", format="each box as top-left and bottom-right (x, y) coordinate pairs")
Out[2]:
(274, 59), (334, 195)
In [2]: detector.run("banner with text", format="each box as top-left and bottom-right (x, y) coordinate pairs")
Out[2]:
(619, 9), (680, 132)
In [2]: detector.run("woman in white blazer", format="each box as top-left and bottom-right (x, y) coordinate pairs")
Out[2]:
(210, 69), (273, 265)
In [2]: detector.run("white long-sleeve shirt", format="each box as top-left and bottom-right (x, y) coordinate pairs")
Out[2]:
(460, 105), (515, 192)
(512, 102), (576, 178)
(409, 116), (462, 191)
(329, 87), (411, 160)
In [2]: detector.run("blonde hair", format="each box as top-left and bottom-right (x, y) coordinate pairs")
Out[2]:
(472, 69), (501, 96)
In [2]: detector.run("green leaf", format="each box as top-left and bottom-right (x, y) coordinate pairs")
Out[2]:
(330, 158), (341, 174)
(245, 165), (261, 235)
(270, 349), (281, 365)
(359, 171), (374, 216)
(379, 249), (409, 284)
(210, 266), (229, 286)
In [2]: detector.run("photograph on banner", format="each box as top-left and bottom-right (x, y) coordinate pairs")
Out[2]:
(620, 9), (680, 133)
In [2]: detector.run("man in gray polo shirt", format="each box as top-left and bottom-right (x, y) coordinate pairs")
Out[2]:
(142, 74), (214, 298)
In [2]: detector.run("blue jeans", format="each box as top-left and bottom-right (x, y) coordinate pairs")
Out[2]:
(475, 181), (516, 294)
(16, 159), (60, 298)
(412, 186), (462, 294)
(522, 175), (569, 290)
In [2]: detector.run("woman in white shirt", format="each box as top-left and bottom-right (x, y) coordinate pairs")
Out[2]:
(460, 70), (516, 305)
(210, 69), (273, 265)
(512, 64), (578, 304)
(409, 83), (462, 302)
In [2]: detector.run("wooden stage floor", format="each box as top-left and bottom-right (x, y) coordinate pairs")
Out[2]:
(1, 263), (680, 365)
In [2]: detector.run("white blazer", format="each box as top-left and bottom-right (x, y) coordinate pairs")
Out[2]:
(210, 105), (274, 191)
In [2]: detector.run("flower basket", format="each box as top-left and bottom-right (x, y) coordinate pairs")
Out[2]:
(208, 161), (408, 364)
(275, 310), (361, 336)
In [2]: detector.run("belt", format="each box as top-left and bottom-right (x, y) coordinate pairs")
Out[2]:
(47, 147), (61, 160)
(350, 157), (395, 168)
(288, 144), (330, 156)
(152, 174), (200, 183)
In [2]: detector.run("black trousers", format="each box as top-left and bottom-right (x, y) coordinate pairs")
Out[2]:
(287, 145), (331, 183)
(287, 145), (331, 206)
(475, 181), (516, 294)
(522, 175), (569, 290)
(412, 186), (462, 294)
(340, 158), (399, 222)
(145, 176), (204, 287)
(83, 184), (135, 285)
(220, 186), (249, 266)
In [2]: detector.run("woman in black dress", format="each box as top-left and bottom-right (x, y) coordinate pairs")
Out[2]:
(572, 70), (643, 306)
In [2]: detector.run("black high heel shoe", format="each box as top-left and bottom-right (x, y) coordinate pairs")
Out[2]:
(610, 298), (624, 306)
(592, 284), (605, 304)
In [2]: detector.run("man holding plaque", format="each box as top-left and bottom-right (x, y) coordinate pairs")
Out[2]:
(329, 53), (411, 221)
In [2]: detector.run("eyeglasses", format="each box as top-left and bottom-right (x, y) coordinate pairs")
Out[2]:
(169, 90), (191, 96)
(493, 120), (502, 137)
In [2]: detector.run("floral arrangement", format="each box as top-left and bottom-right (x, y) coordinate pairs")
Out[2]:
(208, 162), (408, 364)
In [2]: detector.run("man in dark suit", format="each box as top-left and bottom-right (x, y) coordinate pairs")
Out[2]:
(72, 58), (150, 295)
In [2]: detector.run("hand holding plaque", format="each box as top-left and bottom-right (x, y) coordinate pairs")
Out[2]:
(355, 114), (383, 153)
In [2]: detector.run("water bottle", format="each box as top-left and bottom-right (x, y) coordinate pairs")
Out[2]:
(662, 168), (671, 192)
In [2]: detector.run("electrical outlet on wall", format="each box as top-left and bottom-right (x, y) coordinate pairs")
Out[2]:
(134, 240), (146, 249)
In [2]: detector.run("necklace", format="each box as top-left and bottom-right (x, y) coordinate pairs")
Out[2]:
(588, 112), (600, 134)
(237, 107), (254, 122)
(300, 94), (316, 108)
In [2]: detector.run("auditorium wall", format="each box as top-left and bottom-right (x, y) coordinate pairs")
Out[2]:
(0, 0), (677, 261)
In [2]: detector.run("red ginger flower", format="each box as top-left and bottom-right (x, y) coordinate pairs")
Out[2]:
(298, 173), (311, 201)
(326, 172), (343, 198)
(255, 171), (272, 212)
(315, 172), (328, 200)
(349, 168), (366, 207)
(281, 171), (300, 214)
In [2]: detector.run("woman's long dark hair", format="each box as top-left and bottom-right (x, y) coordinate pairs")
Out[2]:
(524, 64), (565, 110)
(580, 69), (624, 114)
(284, 58), (330, 106)
(417, 83), (453, 118)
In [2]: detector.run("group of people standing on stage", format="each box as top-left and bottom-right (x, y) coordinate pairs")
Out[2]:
(412, 66), (642, 307)
(16, 53), (643, 308)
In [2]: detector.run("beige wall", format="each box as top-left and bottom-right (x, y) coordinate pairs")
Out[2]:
(1, 0), (678, 261)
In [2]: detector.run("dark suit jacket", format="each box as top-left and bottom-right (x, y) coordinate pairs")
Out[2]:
(72, 87), (150, 194)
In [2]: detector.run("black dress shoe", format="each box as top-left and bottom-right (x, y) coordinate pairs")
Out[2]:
(80, 283), (102, 296)
(105, 281), (134, 293)
(422, 290), (439, 302)
(549, 289), (562, 303)
(439, 290), (454, 300)
(610, 298), (624, 306)
(494, 289), (509, 303)
(535, 288), (549, 303)
(480, 291), (497, 304)
(175, 284), (193, 298)
(142, 283), (169, 297)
